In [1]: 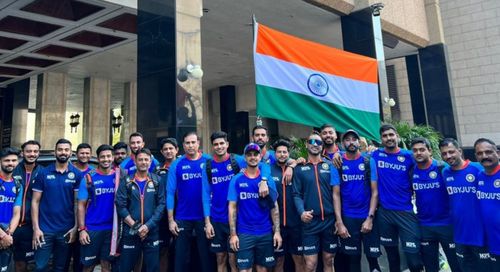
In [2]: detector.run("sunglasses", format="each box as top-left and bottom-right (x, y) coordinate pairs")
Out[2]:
(307, 139), (323, 146)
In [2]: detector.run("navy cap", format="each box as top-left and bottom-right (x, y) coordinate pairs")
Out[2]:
(244, 143), (261, 154)
(342, 129), (360, 141)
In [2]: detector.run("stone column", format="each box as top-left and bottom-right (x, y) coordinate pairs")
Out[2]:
(176, 0), (203, 150)
(35, 72), (68, 150)
(10, 79), (30, 147)
(83, 77), (111, 148)
(122, 81), (137, 141)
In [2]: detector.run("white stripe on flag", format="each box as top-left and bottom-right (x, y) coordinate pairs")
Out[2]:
(254, 53), (379, 113)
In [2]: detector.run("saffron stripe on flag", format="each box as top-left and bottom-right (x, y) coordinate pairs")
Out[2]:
(255, 23), (378, 84)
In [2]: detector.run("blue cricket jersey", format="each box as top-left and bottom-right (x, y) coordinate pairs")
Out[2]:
(227, 171), (278, 235)
(442, 160), (484, 246)
(476, 164), (500, 255)
(340, 154), (372, 219)
(120, 155), (159, 177)
(33, 164), (82, 233)
(371, 148), (414, 211)
(202, 154), (245, 223)
(412, 160), (451, 226)
(167, 153), (211, 221)
(0, 176), (23, 225)
(77, 170), (117, 231)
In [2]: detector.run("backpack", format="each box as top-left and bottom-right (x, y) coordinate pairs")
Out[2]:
(205, 154), (241, 183)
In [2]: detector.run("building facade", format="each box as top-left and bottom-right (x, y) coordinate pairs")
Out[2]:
(0, 0), (497, 153)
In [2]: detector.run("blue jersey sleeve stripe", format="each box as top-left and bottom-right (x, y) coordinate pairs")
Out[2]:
(370, 157), (378, 182)
(201, 162), (211, 217)
(14, 184), (23, 206)
(166, 157), (180, 210)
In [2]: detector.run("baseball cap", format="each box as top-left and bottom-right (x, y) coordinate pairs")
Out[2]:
(244, 143), (261, 154)
(342, 129), (360, 141)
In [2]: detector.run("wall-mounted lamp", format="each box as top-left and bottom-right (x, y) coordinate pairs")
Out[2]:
(383, 97), (396, 107)
(70, 113), (80, 133)
(177, 64), (204, 82)
(370, 3), (384, 16)
(112, 114), (123, 133)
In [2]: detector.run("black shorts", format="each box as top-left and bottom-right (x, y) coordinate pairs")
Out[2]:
(13, 224), (34, 262)
(210, 222), (230, 253)
(158, 215), (171, 249)
(80, 230), (114, 267)
(377, 207), (421, 253)
(275, 225), (303, 257)
(420, 224), (455, 250)
(237, 233), (275, 269)
(341, 216), (381, 257)
(302, 216), (338, 255)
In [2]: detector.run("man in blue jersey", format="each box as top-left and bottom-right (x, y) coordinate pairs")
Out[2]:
(228, 143), (281, 272)
(202, 131), (243, 272)
(410, 138), (460, 272)
(319, 124), (340, 160)
(112, 142), (128, 170)
(12, 140), (43, 272)
(156, 137), (178, 272)
(115, 148), (165, 272)
(252, 126), (275, 164)
(71, 142), (94, 272)
(333, 130), (381, 272)
(371, 124), (422, 272)
(474, 138), (500, 271)
(270, 139), (304, 272)
(0, 148), (23, 272)
(74, 143), (94, 175)
(32, 138), (83, 271)
(167, 131), (212, 272)
(120, 132), (159, 176)
(440, 138), (490, 272)
(293, 132), (340, 272)
(77, 145), (120, 272)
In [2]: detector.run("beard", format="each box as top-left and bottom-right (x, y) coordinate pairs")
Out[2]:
(56, 155), (69, 163)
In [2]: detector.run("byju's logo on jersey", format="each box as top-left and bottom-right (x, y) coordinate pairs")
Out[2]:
(466, 174), (475, 183)
(307, 74), (329, 97)
(429, 171), (437, 179)
(494, 179), (500, 188)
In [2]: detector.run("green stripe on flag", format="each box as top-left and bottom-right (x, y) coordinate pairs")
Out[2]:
(256, 85), (380, 141)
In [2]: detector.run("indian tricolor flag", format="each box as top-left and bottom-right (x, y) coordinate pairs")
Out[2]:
(254, 22), (380, 140)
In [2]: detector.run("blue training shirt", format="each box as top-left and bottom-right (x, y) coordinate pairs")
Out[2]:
(167, 153), (211, 221)
(0, 177), (23, 225)
(476, 165), (500, 255)
(340, 154), (372, 219)
(442, 160), (484, 246)
(77, 170), (117, 231)
(33, 163), (82, 233)
(371, 148), (414, 211)
(412, 160), (451, 226)
(202, 154), (245, 223)
(120, 155), (159, 177)
(227, 171), (278, 235)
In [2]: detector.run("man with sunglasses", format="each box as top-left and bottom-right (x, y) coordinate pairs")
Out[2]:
(292, 133), (340, 272)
